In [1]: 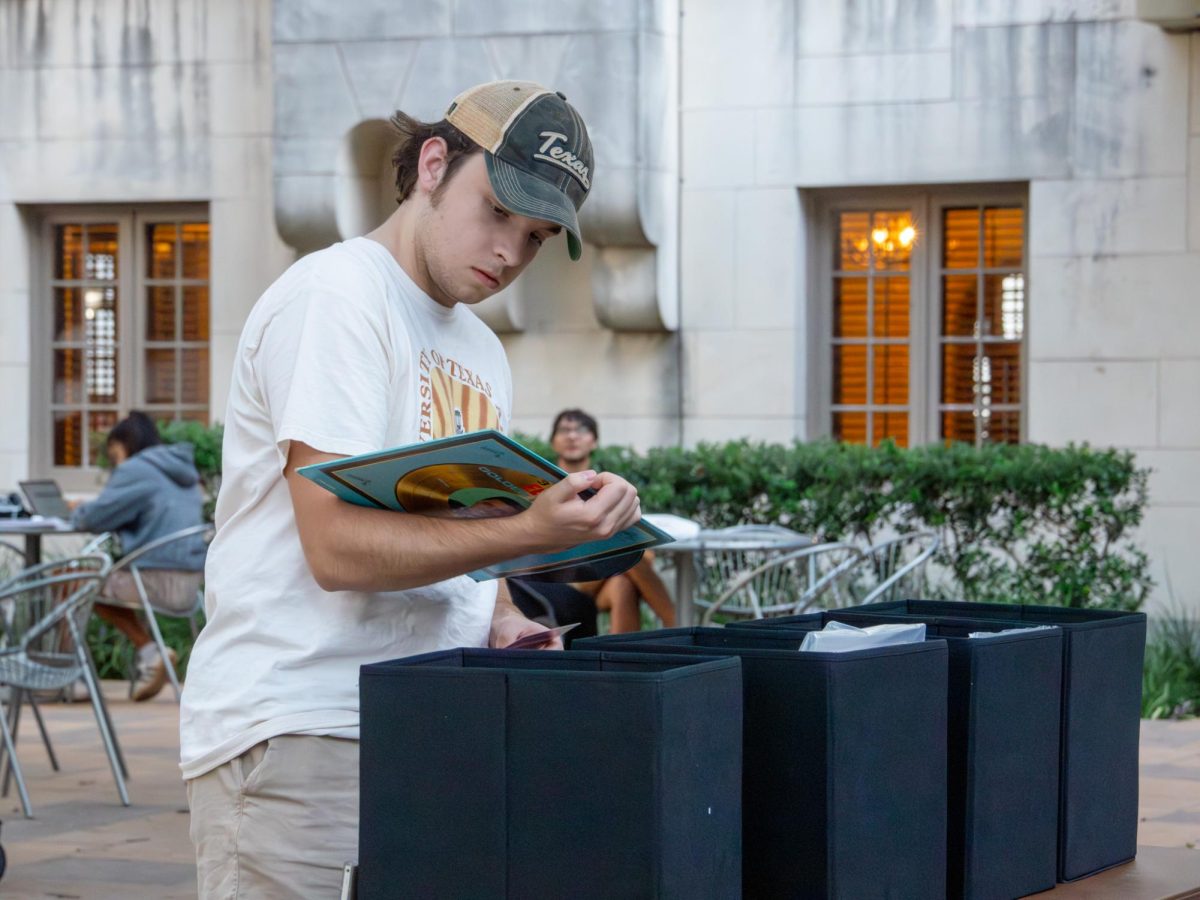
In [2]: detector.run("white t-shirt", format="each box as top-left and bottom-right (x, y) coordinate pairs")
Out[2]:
(179, 237), (512, 780)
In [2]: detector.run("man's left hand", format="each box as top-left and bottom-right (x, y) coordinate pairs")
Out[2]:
(489, 608), (563, 650)
(489, 583), (564, 650)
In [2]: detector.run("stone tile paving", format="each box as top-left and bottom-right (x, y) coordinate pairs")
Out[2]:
(0, 682), (195, 899)
(0, 687), (1197, 897)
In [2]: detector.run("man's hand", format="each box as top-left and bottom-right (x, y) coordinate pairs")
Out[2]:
(520, 470), (642, 554)
(489, 584), (563, 650)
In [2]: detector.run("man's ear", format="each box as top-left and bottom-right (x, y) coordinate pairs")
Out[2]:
(415, 137), (450, 197)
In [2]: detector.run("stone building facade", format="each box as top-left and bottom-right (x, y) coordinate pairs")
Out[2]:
(0, 0), (1195, 605)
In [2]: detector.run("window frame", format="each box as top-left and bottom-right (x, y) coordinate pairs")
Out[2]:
(31, 204), (209, 489)
(807, 184), (1029, 448)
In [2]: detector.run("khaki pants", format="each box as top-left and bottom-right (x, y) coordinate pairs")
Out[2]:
(187, 735), (358, 899)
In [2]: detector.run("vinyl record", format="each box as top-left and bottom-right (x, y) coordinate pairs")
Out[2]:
(516, 549), (645, 583)
(394, 463), (550, 516)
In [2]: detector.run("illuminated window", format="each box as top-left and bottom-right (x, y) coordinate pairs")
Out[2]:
(939, 206), (1024, 446)
(50, 223), (121, 467)
(820, 191), (1026, 448)
(41, 211), (210, 476)
(142, 221), (211, 424)
(831, 210), (915, 447)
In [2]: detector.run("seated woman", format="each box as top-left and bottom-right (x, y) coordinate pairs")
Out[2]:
(71, 412), (208, 701)
(550, 408), (676, 633)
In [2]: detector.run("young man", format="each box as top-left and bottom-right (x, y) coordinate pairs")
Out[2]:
(550, 409), (676, 632)
(180, 82), (642, 897)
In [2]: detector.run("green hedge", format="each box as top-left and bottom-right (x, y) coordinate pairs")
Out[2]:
(1142, 611), (1200, 719)
(89, 426), (1153, 680)
(520, 435), (1152, 612)
(158, 419), (223, 522)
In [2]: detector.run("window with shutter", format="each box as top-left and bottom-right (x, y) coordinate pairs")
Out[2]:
(818, 189), (1026, 448)
(831, 209), (915, 447)
(938, 206), (1024, 446)
(37, 208), (210, 484)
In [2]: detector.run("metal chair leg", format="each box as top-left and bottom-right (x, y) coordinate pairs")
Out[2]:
(0, 694), (32, 818)
(80, 663), (129, 807)
(81, 645), (128, 780)
(0, 692), (14, 799)
(27, 690), (59, 771)
(143, 611), (181, 700)
(133, 570), (182, 700)
(2, 692), (22, 799)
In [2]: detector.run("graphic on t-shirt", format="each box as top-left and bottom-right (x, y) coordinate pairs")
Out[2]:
(418, 348), (501, 439)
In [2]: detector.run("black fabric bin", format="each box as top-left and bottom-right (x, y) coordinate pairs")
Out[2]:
(741, 600), (1146, 883)
(734, 614), (1062, 899)
(576, 626), (948, 900)
(358, 648), (743, 900)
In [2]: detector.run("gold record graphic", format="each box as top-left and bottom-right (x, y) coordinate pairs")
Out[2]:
(394, 464), (552, 519)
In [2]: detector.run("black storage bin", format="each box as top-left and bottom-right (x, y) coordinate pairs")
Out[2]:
(742, 600), (1145, 882)
(576, 626), (948, 900)
(740, 614), (1062, 899)
(358, 648), (743, 900)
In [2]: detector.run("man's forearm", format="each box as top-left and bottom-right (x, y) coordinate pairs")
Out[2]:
(286, 440), (639, 595)
(297, 498), (549, 593)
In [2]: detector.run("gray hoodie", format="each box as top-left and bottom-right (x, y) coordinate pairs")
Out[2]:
(72, 443), (207, 570)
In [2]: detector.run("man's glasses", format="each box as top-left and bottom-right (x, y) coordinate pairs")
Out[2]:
(554, 425), (592, 437)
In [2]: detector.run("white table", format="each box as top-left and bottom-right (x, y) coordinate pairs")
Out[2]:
(0, 518), (86, 566)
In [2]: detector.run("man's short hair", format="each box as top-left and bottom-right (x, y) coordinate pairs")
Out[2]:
(108, 410), (162, 457)
(389, 112), (482, 206)
(551, 409), (598, 441)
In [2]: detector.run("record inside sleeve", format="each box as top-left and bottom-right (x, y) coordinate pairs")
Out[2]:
(517, 549), (645, 583)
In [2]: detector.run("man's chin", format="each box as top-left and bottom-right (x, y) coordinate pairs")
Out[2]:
(453, 282), (502, 306)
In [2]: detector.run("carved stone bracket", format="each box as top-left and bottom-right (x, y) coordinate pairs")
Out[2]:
(273, 0), (680, 333)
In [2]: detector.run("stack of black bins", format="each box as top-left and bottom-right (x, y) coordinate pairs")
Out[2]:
(357, 648), (743, 900)
(731, 613), (1063, 899)
(740, 599), (1147, 884)
(576, 626), (948, 900)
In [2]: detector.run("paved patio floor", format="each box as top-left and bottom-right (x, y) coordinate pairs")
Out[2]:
(0, 684), (1198, 897)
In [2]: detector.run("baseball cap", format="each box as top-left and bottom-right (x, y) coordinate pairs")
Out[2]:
(446, 81), (593, 261)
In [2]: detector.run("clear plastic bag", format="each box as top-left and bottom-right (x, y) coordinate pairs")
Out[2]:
(799, 620), (927, 653)
(967, 625), (1057, 639)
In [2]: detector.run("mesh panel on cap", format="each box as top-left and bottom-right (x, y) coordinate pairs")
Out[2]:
(446, 81), (550, 153)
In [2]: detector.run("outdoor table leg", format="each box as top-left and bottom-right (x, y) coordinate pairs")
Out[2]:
(25, 534), (40, 566)
(675, 550), (696, 627)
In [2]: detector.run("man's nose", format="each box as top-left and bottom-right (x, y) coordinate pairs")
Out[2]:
(494, 229), (525, 267)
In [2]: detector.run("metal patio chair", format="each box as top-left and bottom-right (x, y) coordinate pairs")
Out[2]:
(836, 530), (942, 606)
(0, 543), (26, 583)
(0, 553), (129, 817)
(695, 534), (862, 625)
(94, 524), (212, 700)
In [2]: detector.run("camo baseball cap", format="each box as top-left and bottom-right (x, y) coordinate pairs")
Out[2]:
(446, 81), (593, 261)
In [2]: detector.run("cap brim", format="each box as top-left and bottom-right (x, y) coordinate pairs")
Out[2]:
(485, 153), (584, 261)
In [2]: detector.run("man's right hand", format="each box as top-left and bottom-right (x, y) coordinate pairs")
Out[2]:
(520, 470), (642, 553)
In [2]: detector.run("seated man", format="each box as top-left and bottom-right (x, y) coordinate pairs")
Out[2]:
(550, 409), (676, 633)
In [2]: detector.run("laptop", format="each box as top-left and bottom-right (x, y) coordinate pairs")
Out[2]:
(18, 479), (72, 520)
